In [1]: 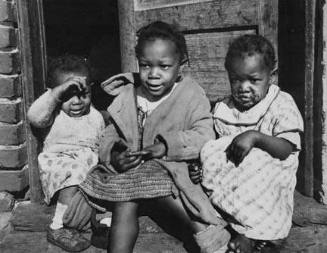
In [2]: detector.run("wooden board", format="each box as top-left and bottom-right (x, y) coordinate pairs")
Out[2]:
(302, 0), (316, 197)
(118, 0), (278, 103)
(16, 0), (47, 202)
(184, 30), (255, 101)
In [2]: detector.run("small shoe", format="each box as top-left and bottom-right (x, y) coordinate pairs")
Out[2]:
(47, 226), (91, 252)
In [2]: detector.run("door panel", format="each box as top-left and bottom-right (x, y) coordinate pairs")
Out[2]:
(184, 30), (255, 101)
(118, 0), (278, 103)
(134, 0), (258, 29)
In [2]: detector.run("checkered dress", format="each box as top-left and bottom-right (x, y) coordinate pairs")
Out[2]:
(201, 85), (303, 240)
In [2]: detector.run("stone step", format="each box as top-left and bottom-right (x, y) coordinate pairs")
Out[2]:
(6, 201), (327, 252)
(3, 225), (327, 253)
(10, 201), (166, 234)
(0, 231), (187, 253)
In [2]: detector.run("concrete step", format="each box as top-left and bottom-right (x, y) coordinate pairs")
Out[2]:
(4, 201), (327, 252)
(0, 231), (187, 253)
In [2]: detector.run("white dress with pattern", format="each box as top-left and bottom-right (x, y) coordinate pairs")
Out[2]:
(38, 106), (105, 204)
(201, 85), (303, 240)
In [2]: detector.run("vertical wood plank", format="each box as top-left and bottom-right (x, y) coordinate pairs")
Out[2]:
(16, 0), (47, 202)
(258, 0), (278, 60)
(117, 0), (138, 72)
(321, 0), (327, 203)
(303, 0), (316, 197)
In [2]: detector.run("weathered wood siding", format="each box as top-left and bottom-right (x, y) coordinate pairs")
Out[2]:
(321, 1), (327, 203)
(118, 0), (278, 103)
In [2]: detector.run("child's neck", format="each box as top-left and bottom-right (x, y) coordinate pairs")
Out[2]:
(138, 84), (177, 102)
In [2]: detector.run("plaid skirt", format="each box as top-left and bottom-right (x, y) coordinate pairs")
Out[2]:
(80, 160), (174, 202)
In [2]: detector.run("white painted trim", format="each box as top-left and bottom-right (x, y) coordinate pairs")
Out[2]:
(134, 0), (213, 11)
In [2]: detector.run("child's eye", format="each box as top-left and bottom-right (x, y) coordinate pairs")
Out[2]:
(139, 63), (150, 69)
(160, 65), (170, 70)
(79, 91), (90, 99)
(249, 78), (259, 84)
(230, 77), (241, 83)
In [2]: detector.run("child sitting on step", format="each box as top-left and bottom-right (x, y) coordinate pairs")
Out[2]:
(192, 34), (304, 253)
(78, 21), (230, 253)
(27, 54), (105, 252)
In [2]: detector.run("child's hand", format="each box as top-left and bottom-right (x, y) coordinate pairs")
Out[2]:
(142, 142), (167, 159)
(225, 130), (259, 166)
(55, 76), (87, 102)
(188, 161), (202, 184)
(111, 149), (143, 173)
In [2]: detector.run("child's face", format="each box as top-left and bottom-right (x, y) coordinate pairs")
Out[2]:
(228, 53), (272, 111)
(56, 71), (91, 117)
(138, 38), (181, 100)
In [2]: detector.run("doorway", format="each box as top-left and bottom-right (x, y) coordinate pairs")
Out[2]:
(43, 0), (121, 110)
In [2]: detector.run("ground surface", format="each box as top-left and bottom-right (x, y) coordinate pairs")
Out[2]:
(2, 199), (327, 252)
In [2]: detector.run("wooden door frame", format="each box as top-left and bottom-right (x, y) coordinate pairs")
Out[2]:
(117, 0), (138, 72)
(303, 0), (316, 197)
(15, 0), (317, 201)
(16, 0), (47, 202)
(117, 0), (278, 72)
(117, 0), (318, 197)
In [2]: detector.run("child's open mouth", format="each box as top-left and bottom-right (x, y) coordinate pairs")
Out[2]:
(147, 83), (162, 92)
(70, 109), (84, 115)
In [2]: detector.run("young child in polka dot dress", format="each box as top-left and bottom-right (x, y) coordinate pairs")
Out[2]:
(27, 54), (104, 252)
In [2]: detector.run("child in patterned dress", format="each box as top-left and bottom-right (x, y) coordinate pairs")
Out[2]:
(192, 34), (304, 253)
(27, 54), (105, 252)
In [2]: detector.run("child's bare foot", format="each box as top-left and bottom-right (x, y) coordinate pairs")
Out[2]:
(227, 234), (280, 253)
(227, 234), (254, 253)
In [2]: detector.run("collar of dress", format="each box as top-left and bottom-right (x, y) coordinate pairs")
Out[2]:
(213, 85), (280, 126)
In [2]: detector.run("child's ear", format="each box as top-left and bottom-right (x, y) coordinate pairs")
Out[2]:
(179, 63), (186, 73)
(269, 67), (278, 86)
(178, 59), (188, 78)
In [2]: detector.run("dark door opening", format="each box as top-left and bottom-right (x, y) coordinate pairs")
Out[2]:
(43, 0), (121, 110)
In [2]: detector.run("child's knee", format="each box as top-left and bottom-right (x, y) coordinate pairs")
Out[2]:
(58, 186), (79, 204)
(114, 201), (139, 219)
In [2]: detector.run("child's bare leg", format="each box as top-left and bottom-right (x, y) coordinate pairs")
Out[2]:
(151, 196), (230, 253)
(58, 186), (79, 205)
(108, 201), (139, 253)
(50, 186), (78, 229)
(47, 186), (90, 251)
(152, 195), (207, 233)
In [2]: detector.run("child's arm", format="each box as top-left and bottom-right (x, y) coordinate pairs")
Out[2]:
(27, 76), (86, 128)
(225, 130), (294, 166)
(156, 90), (215, 161)
(226, 93), (304, 166)
(27, 89), (61, 128)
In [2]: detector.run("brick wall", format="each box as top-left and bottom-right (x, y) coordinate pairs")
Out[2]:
(0, 0), (28, 192)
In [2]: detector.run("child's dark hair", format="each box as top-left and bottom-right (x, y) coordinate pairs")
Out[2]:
(47, 54), (90, 88)
(225, 34), (276, 71)
(135, 21), (189, 64)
